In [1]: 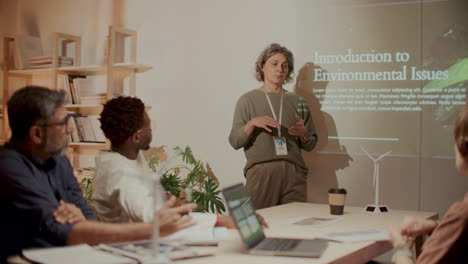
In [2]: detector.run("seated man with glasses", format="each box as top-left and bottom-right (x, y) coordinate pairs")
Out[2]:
(0, 86), (196, 261)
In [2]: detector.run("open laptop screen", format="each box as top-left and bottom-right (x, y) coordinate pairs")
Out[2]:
(223, 184), (265, 247)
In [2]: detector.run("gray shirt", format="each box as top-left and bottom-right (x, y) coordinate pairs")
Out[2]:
(229, 89), (317, 174)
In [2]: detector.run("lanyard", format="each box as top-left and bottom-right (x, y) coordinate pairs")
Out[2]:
(264, 89), (283, 137)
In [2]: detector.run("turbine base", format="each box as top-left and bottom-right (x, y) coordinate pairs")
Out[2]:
(365, 204), (390, 213)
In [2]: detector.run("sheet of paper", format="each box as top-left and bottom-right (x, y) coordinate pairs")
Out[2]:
(23, 244), (136, 264)
(282, 216), (342, 227)
(318, 228), (390, 242)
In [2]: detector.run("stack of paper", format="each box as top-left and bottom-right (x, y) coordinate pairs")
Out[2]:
(318, 229), (390, 243)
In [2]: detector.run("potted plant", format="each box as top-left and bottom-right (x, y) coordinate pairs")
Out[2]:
(145, 146), (226, 214)
(78, 167), (96, 212)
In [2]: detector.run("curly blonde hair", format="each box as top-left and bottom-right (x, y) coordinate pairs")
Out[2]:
(255, 43), (295, 84)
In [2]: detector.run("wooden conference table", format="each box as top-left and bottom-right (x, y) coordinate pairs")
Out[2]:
(8, 202), (438, 264)
(179, 202), (438, 264)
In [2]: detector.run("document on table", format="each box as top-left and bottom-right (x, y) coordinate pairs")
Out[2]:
(318, 228), (390, 242)
(99, 240), (213, 261)
(22, 244), (136, 264)
(282, 216), (342, 227)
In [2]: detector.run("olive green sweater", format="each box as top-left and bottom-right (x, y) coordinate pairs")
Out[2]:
(229, 89), (317, 175)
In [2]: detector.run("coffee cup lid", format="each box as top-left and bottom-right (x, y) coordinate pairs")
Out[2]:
(328, 188), (347, 194)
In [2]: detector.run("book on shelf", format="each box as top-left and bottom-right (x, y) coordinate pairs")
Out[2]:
(75, 116), (95, 142)
(63, 75), (73, 104)
(30, 62), (73, 69)
(72, 77), (92, 102)
(68, 115), (80, 142)
(80, 94), (106, 105)
(63, 74), (106, 105)
(29, 55), (73, 64)
(29, 55), (74, 69)
(72, 115), (86, 142)
(13, 35), (44, 70)
(70, 114), (106, 143)
(88, 115), (106, 142)
(67, 75), (86, 104)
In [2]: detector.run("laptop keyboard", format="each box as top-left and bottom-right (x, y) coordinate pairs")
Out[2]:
(256, 238), (300, 251)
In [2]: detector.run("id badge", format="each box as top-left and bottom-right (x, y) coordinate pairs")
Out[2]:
(273, 137), (288, 155)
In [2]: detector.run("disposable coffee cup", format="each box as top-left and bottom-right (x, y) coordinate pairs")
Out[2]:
(328, 188), (347, 215)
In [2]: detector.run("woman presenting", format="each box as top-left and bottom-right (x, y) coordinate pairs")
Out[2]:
(229, 43), (317, 209)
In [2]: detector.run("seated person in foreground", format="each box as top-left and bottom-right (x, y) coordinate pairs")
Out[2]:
(389, 106), (468, 263)
(94, 96), (238, 229)
(0, 86), (195, 261)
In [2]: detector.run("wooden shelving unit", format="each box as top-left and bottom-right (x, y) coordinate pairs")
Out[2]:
(1, 26), (152, 169)
(8, 63), (151, 77)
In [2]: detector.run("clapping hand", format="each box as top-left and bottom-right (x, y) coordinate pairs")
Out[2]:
(158, 199), (197, 237)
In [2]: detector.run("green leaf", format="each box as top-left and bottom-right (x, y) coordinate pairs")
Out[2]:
(192, 178), (225, 214)
(185, 162), (202, 186)
(174, 146), (197, 165)
(160, 174), (183, 198)
(145, 156), (160, 172)
(148, 145), (224, 213)
(80, 177), (94, 206)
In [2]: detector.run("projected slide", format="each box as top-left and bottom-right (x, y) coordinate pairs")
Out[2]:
(295, 0), (468, 157)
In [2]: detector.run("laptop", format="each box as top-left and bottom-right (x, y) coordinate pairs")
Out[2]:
(222, 183), (328, 258)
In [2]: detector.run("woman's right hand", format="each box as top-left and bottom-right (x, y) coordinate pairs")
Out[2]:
(388, 217), (437, 249)
(400, 217), (437, 238)
(244, 116), (279, 136)
(158, 202), (197, 237)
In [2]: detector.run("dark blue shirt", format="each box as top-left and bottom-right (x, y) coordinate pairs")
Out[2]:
(0, 142), (94, 259)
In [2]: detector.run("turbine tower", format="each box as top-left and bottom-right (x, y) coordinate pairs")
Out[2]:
(361, 147), (392, 213)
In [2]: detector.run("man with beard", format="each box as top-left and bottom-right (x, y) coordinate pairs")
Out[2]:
(0, 86), (196, 261)
(94, 96), (159, 222)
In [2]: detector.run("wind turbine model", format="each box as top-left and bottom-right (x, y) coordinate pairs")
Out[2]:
(361, 147), (392, 213)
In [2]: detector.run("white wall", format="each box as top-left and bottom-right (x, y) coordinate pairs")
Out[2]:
(123, 0), (302, 189)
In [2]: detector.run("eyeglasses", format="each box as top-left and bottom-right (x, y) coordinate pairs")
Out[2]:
(42, 115), (72, 129)
(135, 127), (152, 134)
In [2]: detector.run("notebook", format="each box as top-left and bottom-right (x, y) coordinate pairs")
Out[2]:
(222, 183), (328, 258)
